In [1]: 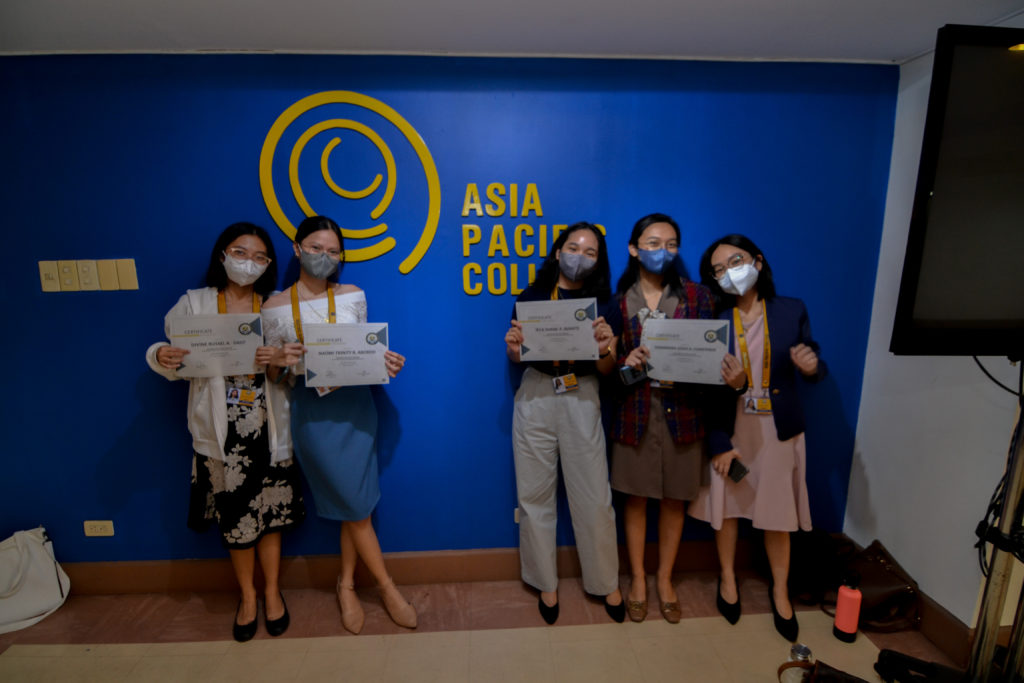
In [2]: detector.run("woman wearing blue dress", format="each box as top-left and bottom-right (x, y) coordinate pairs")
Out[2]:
(263, 215), (413, 634)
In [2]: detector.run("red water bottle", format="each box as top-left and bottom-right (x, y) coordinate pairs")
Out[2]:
(833, 573), (862, 642)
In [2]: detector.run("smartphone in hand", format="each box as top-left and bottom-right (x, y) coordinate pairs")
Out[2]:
(619, 364), (647, 386)
(727, 458), (749, 483)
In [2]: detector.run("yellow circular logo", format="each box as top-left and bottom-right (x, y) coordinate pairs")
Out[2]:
(259, 91), (441, 274)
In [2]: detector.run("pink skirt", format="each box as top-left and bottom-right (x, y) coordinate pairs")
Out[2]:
(689, 407), (812, 532)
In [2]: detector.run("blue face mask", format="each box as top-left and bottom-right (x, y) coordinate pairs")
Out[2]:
(636, 248), (672, 275)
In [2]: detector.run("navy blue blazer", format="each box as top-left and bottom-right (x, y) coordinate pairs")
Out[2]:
(707, 296), (827, 456)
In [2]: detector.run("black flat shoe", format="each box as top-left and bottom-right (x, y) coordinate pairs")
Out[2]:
(604, 598), (626, 623)
(233, 600), (258, 643)
(716, 578), (741, 625)
(265, 593), (290, 637)
(769, 585), (798, 642)
(538, 596), (559, 625)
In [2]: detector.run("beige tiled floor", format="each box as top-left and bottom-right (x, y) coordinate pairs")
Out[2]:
(0, 574), (958, 682)
(1, 611), (887, 682)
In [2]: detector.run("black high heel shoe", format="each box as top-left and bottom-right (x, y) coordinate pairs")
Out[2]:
(768, 583), (798, 642)
(233, 599), (258, 643)
(538, 595), (559, 625)
(604, 596), (626, 623)
(265, 593), (290, 637)
(716, 578), (741, 625)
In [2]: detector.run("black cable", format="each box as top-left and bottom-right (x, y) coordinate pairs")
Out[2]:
(973, 356), (1022, 397)
(978, 400), (1024, 574)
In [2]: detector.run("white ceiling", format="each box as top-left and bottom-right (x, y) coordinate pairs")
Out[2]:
(2, 0), (1023, 63)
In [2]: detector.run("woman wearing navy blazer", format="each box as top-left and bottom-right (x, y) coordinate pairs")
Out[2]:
(689, 234), (826, 643)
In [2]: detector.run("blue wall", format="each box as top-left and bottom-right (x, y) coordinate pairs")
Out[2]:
(0, 55), (897, 562)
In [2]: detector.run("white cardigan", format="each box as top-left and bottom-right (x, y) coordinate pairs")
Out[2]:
(145, 287), (293, 463)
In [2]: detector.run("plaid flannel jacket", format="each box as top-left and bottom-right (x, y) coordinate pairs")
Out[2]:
(611, 281), (714, 446)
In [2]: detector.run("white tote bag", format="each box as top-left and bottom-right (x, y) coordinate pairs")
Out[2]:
(0, 527), (71, 633)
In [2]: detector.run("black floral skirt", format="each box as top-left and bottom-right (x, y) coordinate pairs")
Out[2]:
(187, 374), (305, 549)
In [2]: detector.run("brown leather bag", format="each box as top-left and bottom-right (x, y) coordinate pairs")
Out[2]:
(778, 659), (871, 682)
(824, 539), (922, 632)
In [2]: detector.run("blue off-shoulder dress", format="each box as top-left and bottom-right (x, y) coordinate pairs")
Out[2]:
(263, 289), (381, 521)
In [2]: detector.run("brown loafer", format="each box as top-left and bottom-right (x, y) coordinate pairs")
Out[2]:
(660, 601), (682, 624)
(627, 599), (648, 622)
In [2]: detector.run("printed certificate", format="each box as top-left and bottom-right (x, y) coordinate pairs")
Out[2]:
(303, 323), (390, 387)
(641, 318), (731, 385)
(515, 298), (599, 362)
(168, 314), (264, 378)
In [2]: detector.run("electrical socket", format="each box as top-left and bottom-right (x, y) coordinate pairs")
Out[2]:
(83, 520), (114, 537)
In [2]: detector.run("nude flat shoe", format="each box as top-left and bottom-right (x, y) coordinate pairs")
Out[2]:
(378, 578), (417, 629)
(336, 577), (365, 635)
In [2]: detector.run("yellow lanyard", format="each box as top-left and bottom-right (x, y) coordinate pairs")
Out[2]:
(733, 300), (770, 393)
(217, 291), (261, 314)
(290, 284), (336, 344)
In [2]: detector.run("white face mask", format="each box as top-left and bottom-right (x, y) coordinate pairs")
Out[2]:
(222, 253), (267, 286)
(717, 262), (759, 296)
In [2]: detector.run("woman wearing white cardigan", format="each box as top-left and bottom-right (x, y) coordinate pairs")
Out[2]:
(146, 222), (305, 642)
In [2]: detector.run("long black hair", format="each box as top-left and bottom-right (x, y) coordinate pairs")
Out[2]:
(531, 222), (612, 302)
(698, 233), (777, 311)
(294, 215), (346, 283)
(204, 222), (278, 299)
(615, 213), (690, 298)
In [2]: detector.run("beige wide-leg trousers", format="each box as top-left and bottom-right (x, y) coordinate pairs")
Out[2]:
(512, 367), (619, 596)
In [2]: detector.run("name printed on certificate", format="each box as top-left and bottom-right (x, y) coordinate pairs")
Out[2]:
(168, 314), (264, 378)
(515, 298), (600, 362)
(303, 323), (390, 388)
(641, 318), (731, 385)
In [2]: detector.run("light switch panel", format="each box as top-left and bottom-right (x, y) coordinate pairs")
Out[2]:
(39, 261), (60, 292)
(97, 260), (119, 290)
(115, 259), (139, 290)
(58, 260), (80, 291)
(77, 260), (99, 290)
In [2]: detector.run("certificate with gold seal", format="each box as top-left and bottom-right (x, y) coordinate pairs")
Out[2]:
(303, 323), (390, 387)
(515, 298), (600, 362)
(641, 318), (731, 385)
(168, 314), (264, 378)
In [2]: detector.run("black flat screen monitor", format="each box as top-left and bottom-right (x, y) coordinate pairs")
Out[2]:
(890, 24), (1024, 358)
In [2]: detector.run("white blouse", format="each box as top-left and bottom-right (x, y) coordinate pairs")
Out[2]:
(262, 289), (368, 373)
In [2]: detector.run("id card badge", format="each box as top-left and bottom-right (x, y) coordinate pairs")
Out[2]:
(553, 373), (579, 394)
(743, 394), (773, 415)
(315, 386), (340, 398)
(227, 386), (257, 406)
(650, 379), (674, 389)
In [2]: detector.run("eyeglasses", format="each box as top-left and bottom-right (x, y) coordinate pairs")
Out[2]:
(225, 247), (272, 266)
(710, 252), (751, 278)
(300, 244), (342, 260)
(639, 237), (679, 251)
